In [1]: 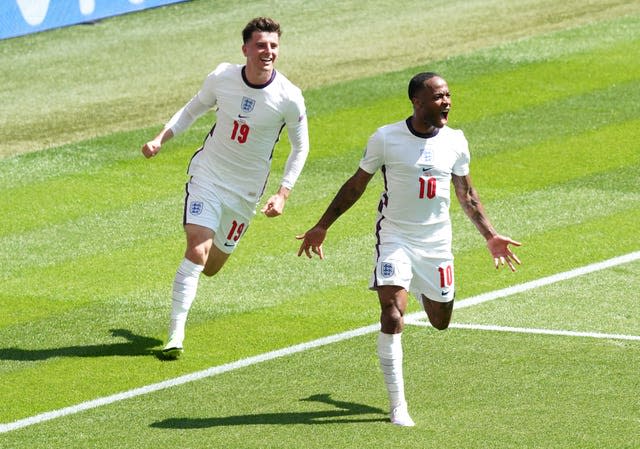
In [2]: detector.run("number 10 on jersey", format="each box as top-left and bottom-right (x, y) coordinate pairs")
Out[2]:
(419, 176), (436, 199)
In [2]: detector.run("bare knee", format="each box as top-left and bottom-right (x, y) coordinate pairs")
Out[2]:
(378, 286), (409, 334)
(202, 263), (221, 277)
(422, 295), (453, 330)
(430, 317), (450, 331)
(185, 246), (209, 270)
(184, 245), (228, 277)
(380, 302), (405, 333)
(183, 244), (222, 277)
(183, 228), (228, 277)
(184, 224), (213, 270)
(202, 245), (230, 277)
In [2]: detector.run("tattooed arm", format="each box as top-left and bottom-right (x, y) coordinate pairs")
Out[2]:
(297, 168), (374, 259)
(452, 174), (522, 271)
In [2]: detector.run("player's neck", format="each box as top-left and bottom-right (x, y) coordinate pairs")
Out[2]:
(410, 117), (437, 136)
(243, 65), (274, 87)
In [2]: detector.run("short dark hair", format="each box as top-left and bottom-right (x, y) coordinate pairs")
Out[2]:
(408, 72), (441, 100)
(242, 17), (282, 43)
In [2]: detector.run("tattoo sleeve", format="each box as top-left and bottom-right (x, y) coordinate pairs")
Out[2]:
(452, 174), (496, 240)
(317, 170), (372, 229)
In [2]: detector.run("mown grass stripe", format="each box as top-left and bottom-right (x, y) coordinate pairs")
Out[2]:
(1, 250), (638, 434)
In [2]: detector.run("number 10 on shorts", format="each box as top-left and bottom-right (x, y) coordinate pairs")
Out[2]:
(438, 263), (453, 288)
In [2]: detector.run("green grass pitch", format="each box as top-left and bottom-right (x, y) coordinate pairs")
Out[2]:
(1, 0), (639, 448)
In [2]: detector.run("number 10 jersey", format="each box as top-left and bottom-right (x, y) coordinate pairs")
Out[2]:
(359, 118), (470, 249)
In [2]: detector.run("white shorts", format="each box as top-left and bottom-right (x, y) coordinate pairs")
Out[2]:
(369, 240), (455, 303)
(183, 178), (256, 254)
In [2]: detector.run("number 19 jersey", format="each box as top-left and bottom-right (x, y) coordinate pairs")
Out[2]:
(186, 63), (308, 204)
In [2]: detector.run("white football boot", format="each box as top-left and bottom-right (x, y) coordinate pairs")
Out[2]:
(161, 319), (184, 360)
(390, 402), (415, 427)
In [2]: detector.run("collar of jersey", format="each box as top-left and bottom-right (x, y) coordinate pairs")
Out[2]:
(242, 66), (277, 89)
(405, 117), (440, 139)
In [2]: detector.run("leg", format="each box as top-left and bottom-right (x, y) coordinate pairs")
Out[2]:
(163, 224), (218, 359)
(184, 223), (215, 268)
(378, 285), (408, 334)
(201, 239), (231, 277)
(376, 286), (415, 426)
(421, 295), (454, 330)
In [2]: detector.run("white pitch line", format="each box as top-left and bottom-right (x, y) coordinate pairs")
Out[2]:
(1, 250), (639, 434)
(409, 250), (640, 319)
(408, 321), (640, 341)
(0, 324), (379, 434)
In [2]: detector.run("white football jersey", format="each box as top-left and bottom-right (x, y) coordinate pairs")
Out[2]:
(179, 63), (308, 203)
(360, 118), (470, 244)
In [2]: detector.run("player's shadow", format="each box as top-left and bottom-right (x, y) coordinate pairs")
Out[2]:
(0, 329), (161, 361)
(150, 393), (388, 428)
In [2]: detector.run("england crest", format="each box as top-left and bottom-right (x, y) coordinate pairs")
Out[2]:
(241, 96), (256, 114)
(189, 201), (204, 216)
(381, 262), (394, 277)
(417, 144), (434, 166)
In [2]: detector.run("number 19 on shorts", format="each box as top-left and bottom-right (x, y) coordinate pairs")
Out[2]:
(226, 220), (245, 242)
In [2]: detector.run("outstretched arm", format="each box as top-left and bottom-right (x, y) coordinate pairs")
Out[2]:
(297, 168), (374, 259)
(452, 173), (521, 271)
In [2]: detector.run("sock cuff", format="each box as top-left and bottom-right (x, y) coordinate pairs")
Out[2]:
(377, 331), (403, 359)
(178, 258), (205, 276)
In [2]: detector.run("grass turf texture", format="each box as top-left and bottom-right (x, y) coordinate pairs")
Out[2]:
(1, 0), (640, 447)
(1, 0), (639, 157)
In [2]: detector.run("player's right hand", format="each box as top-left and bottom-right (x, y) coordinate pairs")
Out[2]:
(141, 140), (161, 158)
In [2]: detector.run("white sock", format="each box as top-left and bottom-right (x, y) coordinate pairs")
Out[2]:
(167, 258), (204, 344)
(377, 331), (406, 408)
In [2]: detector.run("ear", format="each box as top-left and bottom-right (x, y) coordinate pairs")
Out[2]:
(241, 44), (248, 56)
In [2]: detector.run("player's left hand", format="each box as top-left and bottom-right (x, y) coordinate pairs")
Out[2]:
(261, 193), (286, 217)
(487, 235), (522, 272)
(296, 227), (326, 259)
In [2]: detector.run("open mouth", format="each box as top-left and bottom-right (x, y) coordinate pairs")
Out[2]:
(441, 110), (449, 120)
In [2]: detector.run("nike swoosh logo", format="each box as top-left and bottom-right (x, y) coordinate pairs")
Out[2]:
(238, 114), (249, 119)
(224, 242), (236, 247)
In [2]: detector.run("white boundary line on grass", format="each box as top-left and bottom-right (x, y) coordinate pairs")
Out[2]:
(1, 250), (639, 434)
(408, 321), (640, 341)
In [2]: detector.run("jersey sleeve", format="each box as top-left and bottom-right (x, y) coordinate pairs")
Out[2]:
(280, 89), (310, 190)
(195, 63), (228, 107)
(452, 130), (470, 176)
(359, 128), (385, 175)
(165, 96), (209, 136)
(166, 64), (226, 136)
